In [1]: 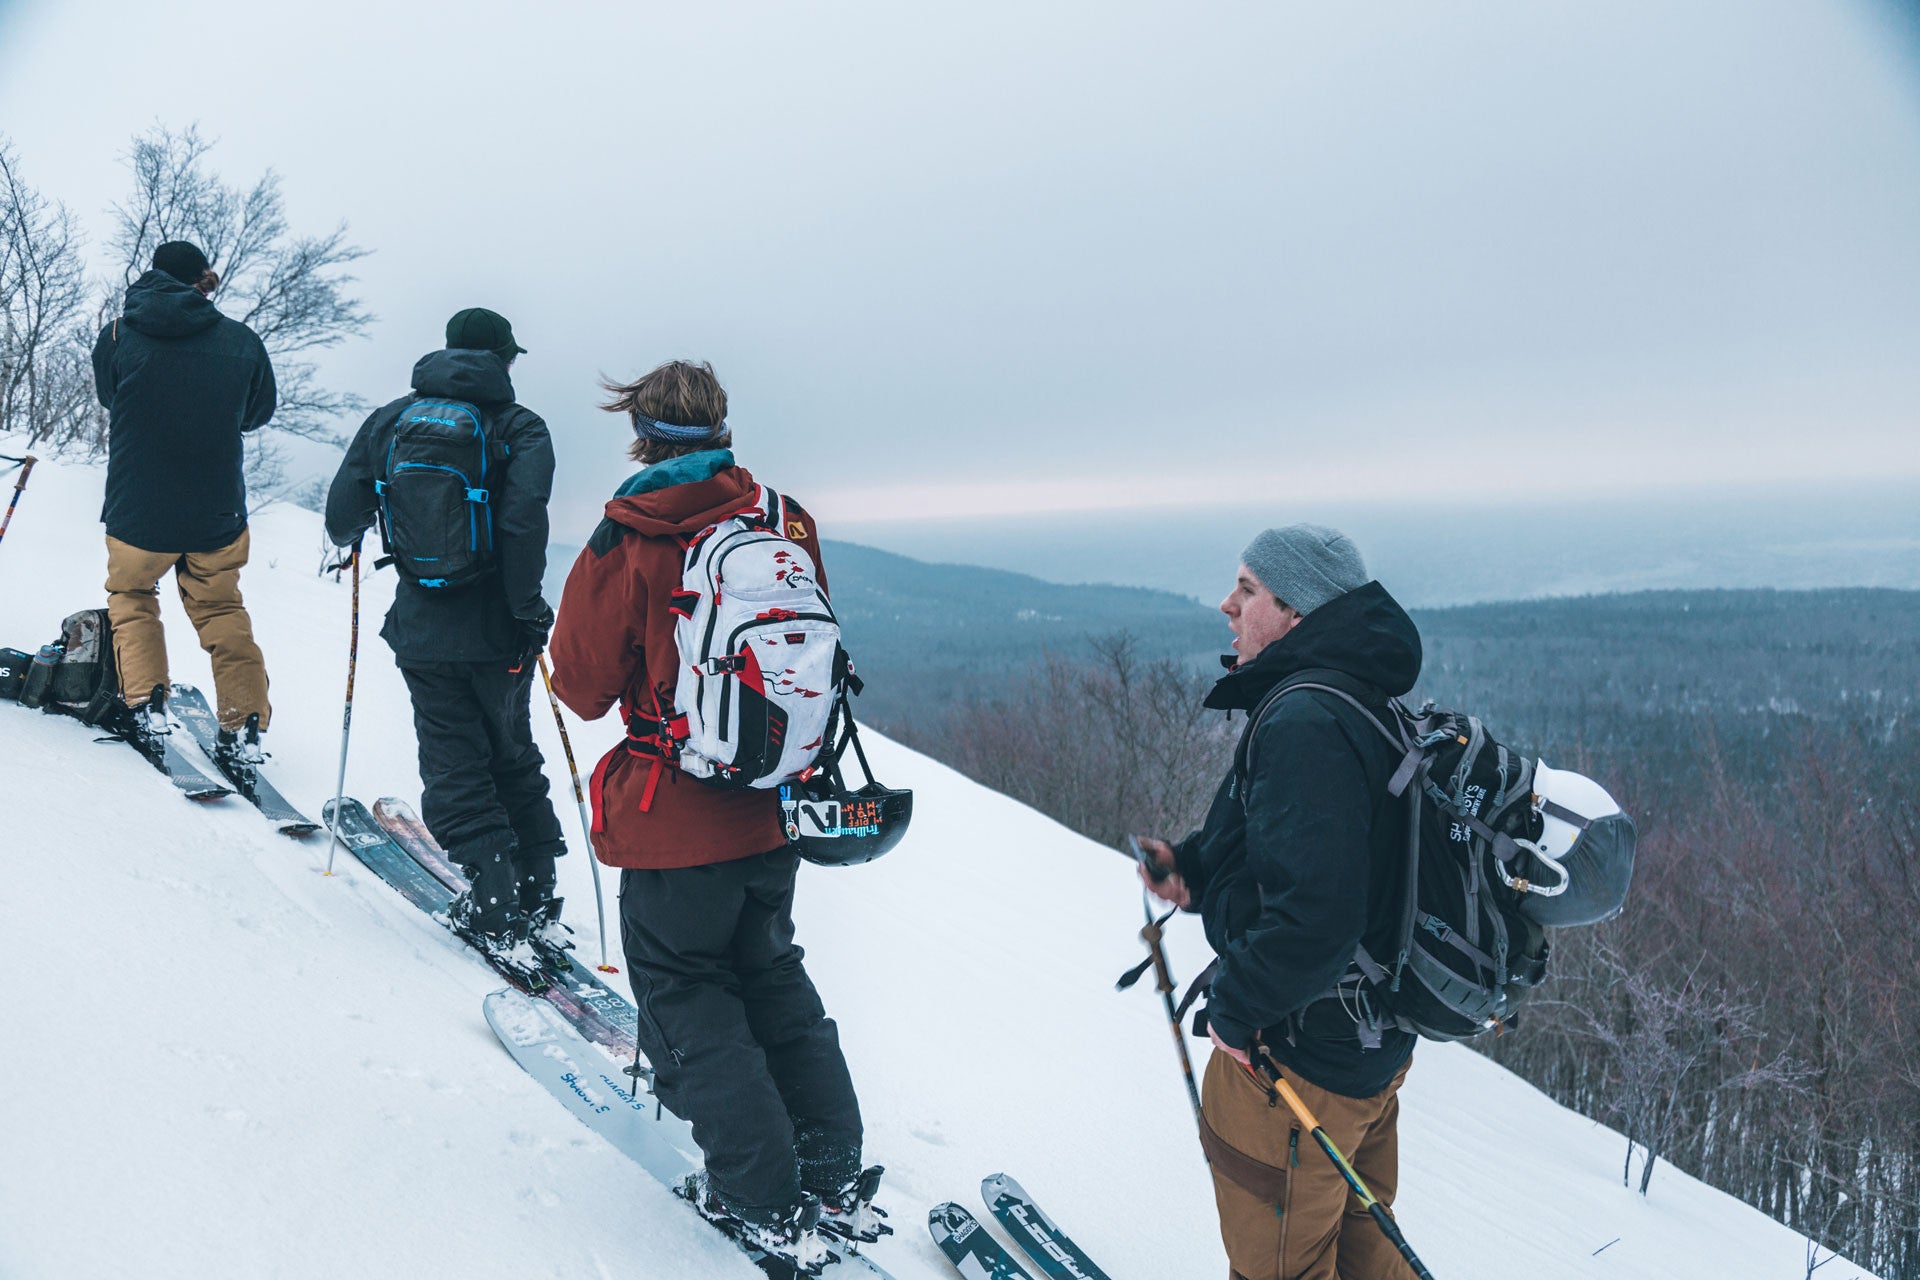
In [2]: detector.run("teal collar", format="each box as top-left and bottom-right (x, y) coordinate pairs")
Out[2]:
(614, 449), (735, 497)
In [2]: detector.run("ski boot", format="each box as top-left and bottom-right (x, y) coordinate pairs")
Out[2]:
(212, 712), (266, 784)
(116, 684), (173, 765)
(524, 897), (575, 975)
(815, 1165), (891, 1244)
(678, 1171), (832, 1275)
(445, 892), (547, 993)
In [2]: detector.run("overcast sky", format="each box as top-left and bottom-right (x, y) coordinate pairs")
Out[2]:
(3, 0), (1917, 545)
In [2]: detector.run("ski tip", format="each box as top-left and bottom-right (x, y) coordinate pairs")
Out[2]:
(278, 821), (322, 838)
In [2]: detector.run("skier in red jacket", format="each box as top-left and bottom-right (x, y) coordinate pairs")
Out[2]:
(548, 360), (880, 1272)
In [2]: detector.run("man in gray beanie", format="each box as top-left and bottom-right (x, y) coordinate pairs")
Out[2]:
(1136, 524), (1425, 1280)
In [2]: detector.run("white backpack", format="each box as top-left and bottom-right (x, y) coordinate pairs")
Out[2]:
(668, 487), (845, 788)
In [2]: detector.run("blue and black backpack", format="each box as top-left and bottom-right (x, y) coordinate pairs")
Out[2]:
(374, 398), (508, 589)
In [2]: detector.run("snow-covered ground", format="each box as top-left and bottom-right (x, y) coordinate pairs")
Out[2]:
(0, 448), (1877, 1280)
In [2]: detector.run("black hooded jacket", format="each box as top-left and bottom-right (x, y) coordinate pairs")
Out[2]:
(1176, 581), (1425, 1098)
(91, 271), (277, 552)
(324, 349), (553, 664)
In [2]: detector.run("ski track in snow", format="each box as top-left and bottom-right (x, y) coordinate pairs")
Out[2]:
(0, 448), (1879, 1280)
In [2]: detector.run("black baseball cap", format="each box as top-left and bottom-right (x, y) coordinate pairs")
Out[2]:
(445, 307), (527, 357)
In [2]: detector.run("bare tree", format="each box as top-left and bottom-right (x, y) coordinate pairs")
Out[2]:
(104, 123), (373, 453)
(931, 635), (1232, 851)
(0, 138), (95, 449)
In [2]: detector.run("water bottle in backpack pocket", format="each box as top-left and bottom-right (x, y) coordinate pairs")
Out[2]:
(375, 398), (506, 589)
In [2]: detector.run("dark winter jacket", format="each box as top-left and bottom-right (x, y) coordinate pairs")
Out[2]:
(548, 452), (829, 870)
(1177, 581), (1424, 1099)
(91, 271), (277, 553)
(324, 349), (553, 665)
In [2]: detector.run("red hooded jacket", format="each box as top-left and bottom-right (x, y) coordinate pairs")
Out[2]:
(548, 456), (828, 869)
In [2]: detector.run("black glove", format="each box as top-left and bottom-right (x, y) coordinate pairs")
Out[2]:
(323, 534), (362, 576)
(514, 602), (555, 669)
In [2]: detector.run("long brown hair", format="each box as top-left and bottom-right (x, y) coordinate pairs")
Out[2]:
(600, 360), (732, 464)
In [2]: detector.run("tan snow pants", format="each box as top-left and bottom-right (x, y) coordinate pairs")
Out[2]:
(104, 529), (271, 730)
(1200, 1049), (1416, 1280)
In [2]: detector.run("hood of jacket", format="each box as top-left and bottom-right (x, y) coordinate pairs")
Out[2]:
(603, 450), (758, 538)
(120, 270), (222, 340)
(410, 348), (516, 405)
(1205, 580), (1422, 711)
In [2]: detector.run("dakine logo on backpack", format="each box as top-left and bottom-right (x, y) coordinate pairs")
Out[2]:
(373, 398), (508, 589)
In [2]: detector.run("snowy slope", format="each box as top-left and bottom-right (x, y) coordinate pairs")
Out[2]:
(0, 448), (1877, 1280)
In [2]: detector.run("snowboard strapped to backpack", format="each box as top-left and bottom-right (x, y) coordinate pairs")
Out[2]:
(1235, 670), (1636, 1044)
(373, 397), (507, 589)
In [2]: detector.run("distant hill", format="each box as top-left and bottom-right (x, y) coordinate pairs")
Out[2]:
(549, 540), (1920, 739)
(547, 539), (1229, 727)
(818, 541), (1225, 722)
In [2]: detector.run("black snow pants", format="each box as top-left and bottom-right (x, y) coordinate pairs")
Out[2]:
(619, 849), (862, 1217)
(399, 660), (565, 929)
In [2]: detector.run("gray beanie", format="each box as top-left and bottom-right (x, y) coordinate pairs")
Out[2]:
(1241, 523), (1368, 615)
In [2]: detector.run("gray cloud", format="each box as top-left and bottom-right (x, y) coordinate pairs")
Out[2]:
(3, 0), (1917, 544)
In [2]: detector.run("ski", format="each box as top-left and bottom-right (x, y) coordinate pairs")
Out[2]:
(76, 704), (230, 801)
(980, 1175), (1111, 1280)
(929, 1203), (1037, 1280)
(168, 684), (318, 835)
(483, 987), (896, 1279)
(367, 796), (640, 1060)
(322, 796), (550, 995)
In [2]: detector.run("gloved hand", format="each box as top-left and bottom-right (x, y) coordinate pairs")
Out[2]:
(323, 534), (363, 576)
(514, 602), (555, 669)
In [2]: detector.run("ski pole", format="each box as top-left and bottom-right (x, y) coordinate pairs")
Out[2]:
(1141, 891), (1203, 1126)
(536, 653), (616, 973)
(0, 454), (37, 551)
(324, 548), (361, 876)
(1251, 1047), (1437, 1280)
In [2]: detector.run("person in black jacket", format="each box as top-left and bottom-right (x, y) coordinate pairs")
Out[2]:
(91, 240), (277, 767)
(1138, 524), (1423, 1280)
(324, 309), (566, 974)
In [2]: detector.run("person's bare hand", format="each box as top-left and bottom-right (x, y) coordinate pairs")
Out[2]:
(1210, 1025), (1251, 1067)
(1135, 837), (1191, 908)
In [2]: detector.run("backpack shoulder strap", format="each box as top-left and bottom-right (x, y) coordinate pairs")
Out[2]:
(1233, 667), (1410, 800)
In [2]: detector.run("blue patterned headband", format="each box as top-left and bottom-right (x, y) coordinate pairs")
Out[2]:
(634, 411), (722, 443)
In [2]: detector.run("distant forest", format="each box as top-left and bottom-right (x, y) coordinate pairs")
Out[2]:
(825, 549), (1919, 1280)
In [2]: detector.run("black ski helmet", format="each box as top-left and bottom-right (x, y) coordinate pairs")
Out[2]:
(780, 777), (913, 867)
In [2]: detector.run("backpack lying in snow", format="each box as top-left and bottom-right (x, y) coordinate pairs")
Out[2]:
(11, 609), (122, 726)
(637, 486), (852, 790)
(1239, 671), (1636, 1044)
(374, 398), (506, 589)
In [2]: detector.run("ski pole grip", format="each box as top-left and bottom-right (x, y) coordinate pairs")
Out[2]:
(1269, 1072), (1324, 1133)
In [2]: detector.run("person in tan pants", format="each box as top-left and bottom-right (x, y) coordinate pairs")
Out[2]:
(1200, 1050), (1413, 1280)
(104, 529), (270, 732)
(91, 239), (276, 759)
(1135, 525), (1424, 1280)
